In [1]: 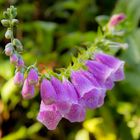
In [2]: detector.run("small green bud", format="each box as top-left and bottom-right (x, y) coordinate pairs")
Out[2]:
(10, 6), (17, 18)
(13, 39), (23, 52)
(3, 11), (10, 19)
(12, 19), (19, 26)
(5, 28), (13, 39)
(1, 19), (10, 27)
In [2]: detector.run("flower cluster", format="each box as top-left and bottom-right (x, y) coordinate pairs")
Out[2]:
(37, 52), (124, 130)
(1, 6), (126, 131)
(1, 6), (39, 99)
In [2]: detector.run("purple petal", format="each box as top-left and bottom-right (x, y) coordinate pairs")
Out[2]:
(40, 78), (57, 105)
(71, 70), (104, 109)
(21, 79), (35, 99)
(62, 79), (79, 103)
(14, 71), (24, 86)
(27, 68), (38, 85)
(85, 60), (114, 90)
(64, 104), (86, 122)
(80, 89), (100, 109)
(95, 52), (125, 81)
(51, 77), (71, 114)
(80, 70), (107, 107)
(97, 92), (106, 107)
(37, 101), (62, 130)
(71, 70), (95, 97)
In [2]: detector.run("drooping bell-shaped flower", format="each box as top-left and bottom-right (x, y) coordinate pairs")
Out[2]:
(10, 53), (18, 65)
(64, 104), (86, 123)
(62, 79), (86, 122)
(71, 70), (102, 109)
(14, 71), (24, 86)
(108, 13), (126, 27)
(27, 68), (38, 85)
(51, 77), (71, 115)
(85, 60), (114, 90)
(80, 70), (106, 107)
(21, 79), (35, 99)
(95, 52), (125, 81)
(37, 101), (62, 130)
(40, 78), (57, 105)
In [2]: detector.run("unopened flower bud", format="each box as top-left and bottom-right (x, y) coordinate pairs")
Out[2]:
(13, 39), (23, 52)
(21, 79), (35, 99)
(5, 28), (13, 39)
(12, 19), (19, 26)
(10, 53), (18, 65)
(14, 71), (24, 86)
(5, 43), (13, 56)
(3, 11), (10, 19)
(108, 13), (126, 28)
(16, 57), (24, 68)
(1, 19), (10, 27)
(27, 68), (38, 85)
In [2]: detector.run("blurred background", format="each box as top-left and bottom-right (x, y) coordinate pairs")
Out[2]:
(0, 0), (140, 140)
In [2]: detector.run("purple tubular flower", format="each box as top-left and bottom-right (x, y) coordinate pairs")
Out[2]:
(37, 101), (62, 130)
(21, 79), (35, 99)
(64, 104), (85, 122)
(51, 77), (71, 115)
(108, 13), (126, 27)
(14, 71), (24, 86)
(71, 70), (103, 109)
(40, 78), (57, 105)
(27, 68), (38, 85)
(10, 54), (18, 65)
(95, 52), (125, 81)
(62, 79), (86, 122)
(85, 60), (114, 90)
(80, 70), (106, 107)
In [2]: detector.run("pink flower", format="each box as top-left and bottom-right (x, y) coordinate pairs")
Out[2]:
(40, 78), (57, 105)
(21, 79), (35, 99)
(37, 101), (62, 130)
(108, 13), (126, 28)
(14, 71), (24, 86)
(95, 52), (125, 81)
(27, 68), (38, 85)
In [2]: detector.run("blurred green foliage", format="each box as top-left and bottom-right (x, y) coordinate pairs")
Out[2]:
(0, 0), (140, 140)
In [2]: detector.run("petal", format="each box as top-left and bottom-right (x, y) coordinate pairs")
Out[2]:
(62, 79), (79, 103)
(80, 88), (100, 109)
(71, 70), (95, 97)
(51, 77), (71, 114)
(64, 104), (86, 122)
(40, 78), (57, 105)
(97, 92), (106, 107)
(85, 60), (114, 89)
(28, 68), (38, 85)
(21, 79), (35, 99)
(37, 101), (62, 130)
(95, 52), (125, 81)
(14, 71), (24, 86)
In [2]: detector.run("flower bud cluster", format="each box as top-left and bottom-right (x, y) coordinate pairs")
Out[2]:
(1, 6), (39, 100)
